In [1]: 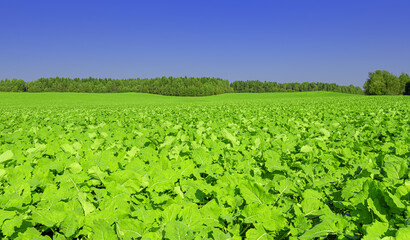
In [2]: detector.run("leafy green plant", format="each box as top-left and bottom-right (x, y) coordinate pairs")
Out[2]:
(0, 92), (408, 239)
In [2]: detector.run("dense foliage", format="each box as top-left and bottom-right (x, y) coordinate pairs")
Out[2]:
(0, 77), (364, 95)
(0, 78), (26, 92)
(364, 70), (410, 95)
(0, 92), (409, 239)
(0, 77), (233, 96)
(230, 80), (363, 94)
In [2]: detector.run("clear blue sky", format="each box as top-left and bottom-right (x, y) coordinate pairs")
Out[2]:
(1, 0), (409, 87)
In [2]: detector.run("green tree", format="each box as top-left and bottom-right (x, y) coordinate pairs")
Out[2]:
(364, 70), (409, 95)
(399, 73), (410, 95)
(405, 82), (410, 95)
(364, 70), (388, 95)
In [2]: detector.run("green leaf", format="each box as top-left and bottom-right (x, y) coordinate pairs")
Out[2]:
(367, 198), (388, 222)
(383, 155), (408, 179)
(192, 148), (213, 166)
(162, 204), (182, 223)
(264, 150), (284, 172)
(51, 233), (66, 240)
(242, 204), (271, 223)
(116, 219), (145, 239)
(78, 192), (95, 216)
(17, 227), (44, 240)
(242, 204), (287, 233)
(396, 225), (410, 240)
(300, 219), (339, 239)
(174, 186), (185, 199)
(200, 200), (222, 227)
(290, 213), (311, 236)
(239, 181), (272, 205)
(141, 232), (162, 240)
(0, 168), (6, 180)
(61, 144), (75, 154)
(180, 204), (203, 231)
(88, 166), (107, 183)
(0, 150), (13, 163)
(91, 219), (117, 240)
(160, 136), (176, 148)
(246, 224), (272, 240)
(396, 181), (410, 199)
(31, 210), (66, 228)
(263, 208), (287, 232)
(381, 142), (395, 153)
(91, 138), (104, 150)
(319, 128), (330, 138)
(222, 129), (239, 145)
(301, 189), (323, 215)
(211, 228), (232, 240)
(362, 221), (389, 240)
(300, 145), (313, 153)
(68, 162), (83, 174)
(59, 214), (78, 238)
(1, 215), (24, 237)
(0, 210), (16, 226)
(384, 191), (405, 210)
(164, 221), (194, 240)
(72, 142), (82, 150)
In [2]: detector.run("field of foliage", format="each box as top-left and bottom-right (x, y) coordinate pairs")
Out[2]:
(0, 92), (409, 239)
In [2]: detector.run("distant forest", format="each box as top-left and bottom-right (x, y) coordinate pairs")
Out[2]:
(230, 81), (363, 94)
(0, 77), (233, 96)
(2, 70), (409, 96)
(0, 76), (366, 96)
(364, 70), (410, 95)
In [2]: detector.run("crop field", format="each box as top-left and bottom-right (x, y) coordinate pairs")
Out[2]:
(0, 92), (409, 239)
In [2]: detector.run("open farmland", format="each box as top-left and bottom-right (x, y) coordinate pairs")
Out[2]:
(0, 92), (409, 239)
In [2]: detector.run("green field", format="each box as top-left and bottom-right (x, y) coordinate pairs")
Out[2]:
(0, 91), (360, 106)
(0, 92), (409, 239)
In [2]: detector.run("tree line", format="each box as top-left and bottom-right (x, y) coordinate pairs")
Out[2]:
(363, 70), (410, 95)
(0, 77), (233, 96)
(0, 76), (370, 96)
(230, 80), (363, 94)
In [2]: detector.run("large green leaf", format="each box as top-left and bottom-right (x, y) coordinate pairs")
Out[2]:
(91, 219), (117, 240)
(0, 210), (16, 227)
(383, 155), (408, 179)
(245, 224), (272, 240)
(239, 181), (272, 205)
(1, 215), (24, 237)
(116, 219), (145, 239)
(164, 221), (194, 240)
(362, 221), (389, 240)
(0, 150), (13, 163)
(59, 214), (78, 238)
(300, 219), (340, 239)
(396, 225), (410, 240)
(31, 210), (65, 228)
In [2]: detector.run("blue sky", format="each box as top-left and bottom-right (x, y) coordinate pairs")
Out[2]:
(1, 0), (409, 87)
